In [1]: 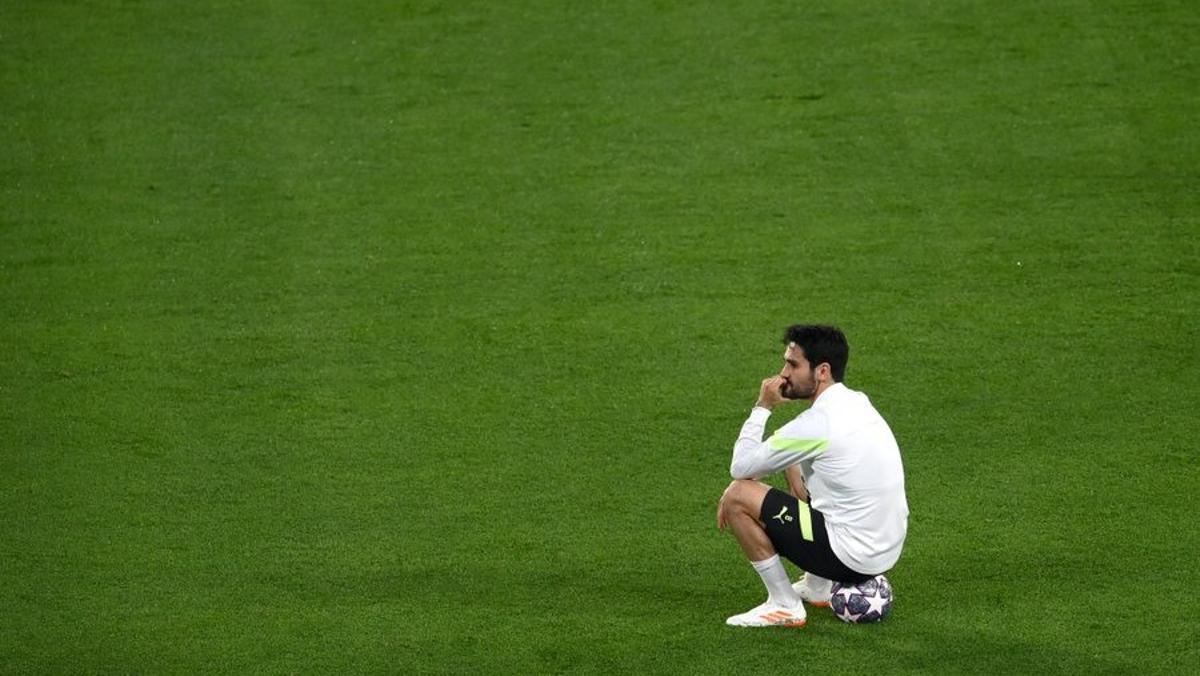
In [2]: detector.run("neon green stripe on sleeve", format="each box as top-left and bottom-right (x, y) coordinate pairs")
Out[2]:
(767, 437), (829, 454)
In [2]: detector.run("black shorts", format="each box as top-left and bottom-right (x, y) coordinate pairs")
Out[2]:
(759, 487), (872, 584)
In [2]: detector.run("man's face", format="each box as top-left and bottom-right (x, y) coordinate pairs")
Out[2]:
(780, 343), (819, 400)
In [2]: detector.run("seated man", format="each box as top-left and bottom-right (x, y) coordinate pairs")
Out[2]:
(717, 324), (908, 627)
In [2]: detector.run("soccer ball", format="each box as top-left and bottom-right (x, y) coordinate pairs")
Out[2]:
(830, 575), (893, 623)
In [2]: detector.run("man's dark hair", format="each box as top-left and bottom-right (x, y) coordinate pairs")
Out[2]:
(783, 325), (849, 382)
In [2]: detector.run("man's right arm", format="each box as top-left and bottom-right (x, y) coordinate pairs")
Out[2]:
(730, 408), (831, 479)
(729, 406), (774, 479)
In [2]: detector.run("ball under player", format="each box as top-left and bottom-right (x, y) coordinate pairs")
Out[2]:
(717, 325), (908, 627)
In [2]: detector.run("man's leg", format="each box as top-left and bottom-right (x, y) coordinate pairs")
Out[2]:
(718, 480), (804, 627)
(793, 572), (833, 607)
(718, 479), (776, 559)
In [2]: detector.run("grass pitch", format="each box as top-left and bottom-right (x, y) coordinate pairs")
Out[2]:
(2, 1), (1198, 673)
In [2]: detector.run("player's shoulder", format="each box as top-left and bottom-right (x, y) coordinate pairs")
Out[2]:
(819, 383), (879, 414)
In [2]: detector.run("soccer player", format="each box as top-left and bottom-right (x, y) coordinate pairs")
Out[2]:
(717, 325), (908, 627)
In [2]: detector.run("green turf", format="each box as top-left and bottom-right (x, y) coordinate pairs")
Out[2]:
(2, 0), (1198, 673)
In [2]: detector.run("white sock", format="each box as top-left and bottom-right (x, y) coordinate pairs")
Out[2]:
(751, 555), (800, 607)
(804, 571), (833, 593)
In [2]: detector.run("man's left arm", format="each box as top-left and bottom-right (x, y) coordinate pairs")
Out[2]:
(784, 465), (809, 502)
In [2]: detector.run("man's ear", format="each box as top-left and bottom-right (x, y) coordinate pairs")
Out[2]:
(818, 363), (832, 382)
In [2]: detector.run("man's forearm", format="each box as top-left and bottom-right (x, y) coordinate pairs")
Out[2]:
(730, 406), (773, 479)
(784, 465), (809, 502)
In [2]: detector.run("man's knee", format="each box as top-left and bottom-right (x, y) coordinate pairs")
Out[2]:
(721, 479), (769, 514)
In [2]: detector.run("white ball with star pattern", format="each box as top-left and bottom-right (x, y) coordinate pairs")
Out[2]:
(830, 575), (893, 623)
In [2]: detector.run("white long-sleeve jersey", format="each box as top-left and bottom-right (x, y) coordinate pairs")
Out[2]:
(730, 382), (908, 575)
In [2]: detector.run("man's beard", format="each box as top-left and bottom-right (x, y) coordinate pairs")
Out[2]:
(783, 377), (817, 400)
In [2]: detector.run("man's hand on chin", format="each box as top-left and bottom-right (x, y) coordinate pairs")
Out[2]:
(756, 375), (787, 410)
